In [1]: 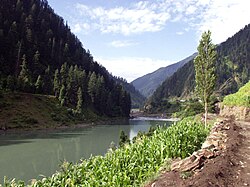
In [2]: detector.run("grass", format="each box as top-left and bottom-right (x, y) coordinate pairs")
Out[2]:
(223, 80), (250, 107)
(0, 92), (84, 130)
(2, 117), (210, 187)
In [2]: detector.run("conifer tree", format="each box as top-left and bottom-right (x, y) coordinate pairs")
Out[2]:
(53, 69), (60, 97)
(76, 87), (83, 113)
(44, 66), (53, 94)
(18, 54), (31, 91)
(35, 75), (43, 93)
(33, 50), (40, 76)
(88, 72), (97, 103)
(194, 30), (216, 126)
(60, 63), (68, 86)
(59, 84), (66, 106)
(6, 75), (15, 91)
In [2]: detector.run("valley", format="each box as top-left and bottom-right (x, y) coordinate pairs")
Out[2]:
(0, 0), (249, 186)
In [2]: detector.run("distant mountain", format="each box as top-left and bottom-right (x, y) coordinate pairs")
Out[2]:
(147, 23), (250, 112)
(131, 53), (197, 98)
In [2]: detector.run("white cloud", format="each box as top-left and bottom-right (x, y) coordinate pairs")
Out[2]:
(72, 23), (81, 33)
(176, 31), (184, 35)
(195, 0), (250, 44)
(186, 5), (197, 15)
(109, 40), (139, 48)
(96, 56), (173, 82)
(71, 0), (250, 42)
(72, 23), (90, 34)
(75, 1), (171, 35)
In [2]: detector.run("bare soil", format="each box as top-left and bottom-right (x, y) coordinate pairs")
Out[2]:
(146, 119), (250, 187)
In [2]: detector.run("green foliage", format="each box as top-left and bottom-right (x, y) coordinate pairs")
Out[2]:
(4, 117), (210, 187)
(194, 30), (216, 106)
(18, 54), (31, 91)
(148, 24), (250, 112)
(0, 0), (132, 118)
(0, 92), (81, 130)
(35, 75), (43, 94)
(76, 87), (83, 113)
(59, 85), (66, 106)
(194, 30), (216, 126)
(88, 72), (97, 103)
(119, 130), (130, 147)
(175, 99), (204, 118)
(6, 75), (16, 91)
(223, 80), (250, 107)
(114, 77), (145, 108)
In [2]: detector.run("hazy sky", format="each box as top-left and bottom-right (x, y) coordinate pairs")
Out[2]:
(47, 0), (250, 82)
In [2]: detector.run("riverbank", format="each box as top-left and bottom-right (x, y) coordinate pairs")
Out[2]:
(130, 110), (172, 119)
(0, 116), (129, 135)
(0, 92), (128, 135)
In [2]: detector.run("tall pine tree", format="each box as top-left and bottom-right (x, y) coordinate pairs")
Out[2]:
(76, 87), (83, 113)
(18, 54), (31, 91)
(194, 30), (216, 126)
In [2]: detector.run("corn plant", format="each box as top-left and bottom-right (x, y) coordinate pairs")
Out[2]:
(3, 117), (210, 187)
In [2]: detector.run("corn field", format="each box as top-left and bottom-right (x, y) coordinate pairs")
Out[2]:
(3, 117), (210, 187)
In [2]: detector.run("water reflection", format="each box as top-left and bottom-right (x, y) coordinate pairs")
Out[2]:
(0, 119), (172, 184)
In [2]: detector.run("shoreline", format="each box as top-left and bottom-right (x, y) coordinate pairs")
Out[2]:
(130, 116), (179, 122)
(0, 115), (178, 135)
(0, 117), (129, 135)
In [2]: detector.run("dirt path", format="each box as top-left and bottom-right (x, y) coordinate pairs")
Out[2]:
(233, 121), (250, 186)
(146, 119), (250, 187)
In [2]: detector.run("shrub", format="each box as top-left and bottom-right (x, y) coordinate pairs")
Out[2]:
(223, 81), (250, 107)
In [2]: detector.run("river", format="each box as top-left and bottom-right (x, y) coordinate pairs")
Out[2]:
(0, 118), (173, 184)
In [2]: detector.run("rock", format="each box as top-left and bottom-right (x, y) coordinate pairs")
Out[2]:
(220, 105), (250, 122)
(202, 149), (215, 159)
(171, 154), (205, 172)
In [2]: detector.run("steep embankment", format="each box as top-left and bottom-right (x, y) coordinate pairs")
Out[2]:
(220, 80), (250, 121)
(0, 92), (95, 131)
(147, 118), (250, 187)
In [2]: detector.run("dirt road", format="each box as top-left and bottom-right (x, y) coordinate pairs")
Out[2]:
(146, 119), (250, 187)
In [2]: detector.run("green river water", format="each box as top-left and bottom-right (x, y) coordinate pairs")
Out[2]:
(0, 117), (172, 184)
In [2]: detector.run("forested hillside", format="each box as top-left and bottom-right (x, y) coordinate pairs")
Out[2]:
(132, 53), (196, 98)
(114, 77), (146, 108)
(147, 24), (250, 112)
(0, 0), (131, 117)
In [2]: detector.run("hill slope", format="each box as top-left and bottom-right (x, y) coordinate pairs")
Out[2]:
(131, 53), (196, 97)
(0, 92), (81, 130)
(148, 23), (250, 112)
(0, 0), (131, 118)
(114, 77), (146, 108)
(223, 80), (250, 107)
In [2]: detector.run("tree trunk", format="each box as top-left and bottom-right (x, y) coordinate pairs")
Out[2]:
(204, 101), (208, 127)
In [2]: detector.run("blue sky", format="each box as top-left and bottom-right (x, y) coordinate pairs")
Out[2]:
(47, 0), (250, 82)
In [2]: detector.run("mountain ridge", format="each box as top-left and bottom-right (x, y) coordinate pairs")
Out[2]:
(131, 53), (197, 98)
(147, 23), (250, 112)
